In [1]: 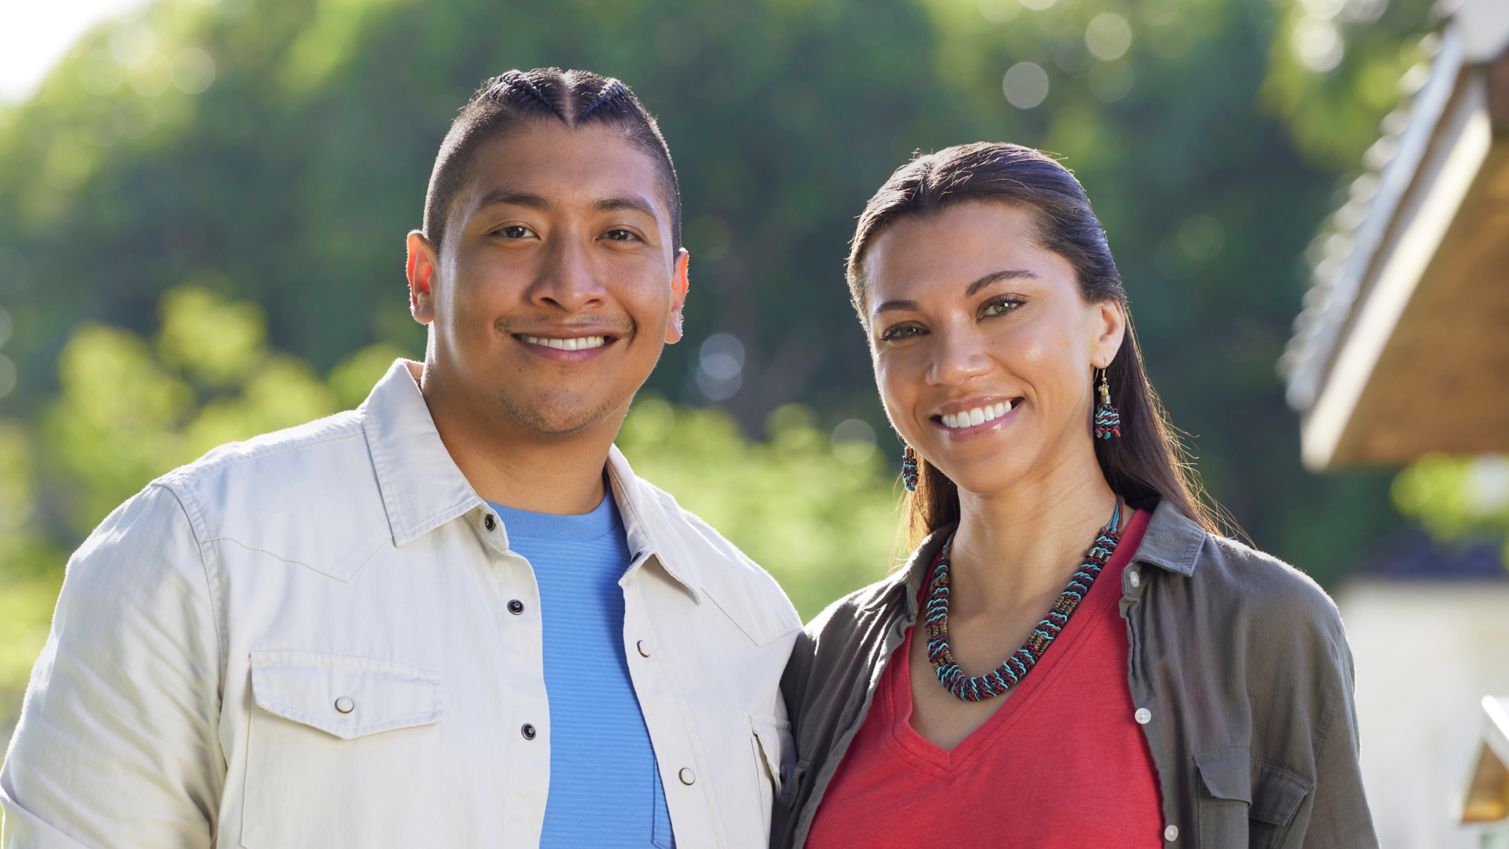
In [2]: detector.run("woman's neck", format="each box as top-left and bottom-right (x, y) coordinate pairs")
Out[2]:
(947, 452), (1120, 619)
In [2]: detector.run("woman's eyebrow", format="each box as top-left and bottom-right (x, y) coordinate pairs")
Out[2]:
(874, 269), (1040, 316)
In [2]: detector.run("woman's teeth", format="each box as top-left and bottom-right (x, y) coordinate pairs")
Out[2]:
(941, 400), (1013, 430)
(520, 335), (606, 351)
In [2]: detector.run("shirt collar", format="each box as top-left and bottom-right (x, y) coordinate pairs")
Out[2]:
(604, 444), (705, 601)
(357, 359), (706, 598)
(858, 499), (1209, 615)
(1133, 499), (1206, 577)
(360, 360), (487, 546)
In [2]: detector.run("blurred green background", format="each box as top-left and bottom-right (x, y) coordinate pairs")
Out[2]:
(2, 0), (1489, 736)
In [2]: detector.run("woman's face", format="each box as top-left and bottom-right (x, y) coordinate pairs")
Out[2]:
(862, 201), (1124, 499)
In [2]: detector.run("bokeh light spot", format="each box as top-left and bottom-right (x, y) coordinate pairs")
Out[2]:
(171, 48), (216, 94)
(831, 418), (877, 465)
(1088, 62), (1134, 102)
(1292, 18), (1344, 73)
(978, 0), (1020, 24)
(696, 332), (745, 401)
(1002, 62), (1049, 109)
(1086, 13), (1133, 62)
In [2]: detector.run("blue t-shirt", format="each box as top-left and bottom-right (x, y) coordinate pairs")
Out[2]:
(488, 494), (673, 849)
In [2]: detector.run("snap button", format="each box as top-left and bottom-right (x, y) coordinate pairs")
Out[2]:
(678, 768), (696, 785)
(508, 599), (525, 615)
(636, 640), (650, 658)
(334, 696), (355, 714)
(521, 723), (537, 740)
(1164, 824), (1179, 842)
(484, 514), (496, 531)
(1128, 567), (1141, 588)
(1135, 707), (1152, 725)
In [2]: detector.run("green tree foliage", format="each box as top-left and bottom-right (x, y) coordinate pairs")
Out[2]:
(0, 0), (1466, 728)
(0, 0), (1433, 585)
(1393, 455), (1509, 562)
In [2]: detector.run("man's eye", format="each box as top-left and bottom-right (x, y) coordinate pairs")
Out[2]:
(496, 225), (535, 239)
(602, 229), (639, 242)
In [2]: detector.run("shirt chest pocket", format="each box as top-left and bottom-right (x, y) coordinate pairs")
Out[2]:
(240, 651), (445, 848)
(1194, 748), (1313, 849)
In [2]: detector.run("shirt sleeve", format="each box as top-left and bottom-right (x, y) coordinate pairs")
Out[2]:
(1, 483), (223, 849)
(1302, 630), (1380, 848)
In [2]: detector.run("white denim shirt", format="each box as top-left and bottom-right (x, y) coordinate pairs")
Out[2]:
(1, 360), (800, 849)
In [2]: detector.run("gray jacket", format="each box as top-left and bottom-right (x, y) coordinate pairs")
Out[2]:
(773, 500), (1378, 849)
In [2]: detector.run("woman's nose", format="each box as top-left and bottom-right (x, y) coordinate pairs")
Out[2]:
(925, 326), (991, 386)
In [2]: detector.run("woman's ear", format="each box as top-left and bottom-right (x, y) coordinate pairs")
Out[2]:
(1091, 298), (1127, 368)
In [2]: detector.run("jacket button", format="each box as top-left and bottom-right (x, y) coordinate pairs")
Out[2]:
(678, 768), (696, 785)
(334, 696), (355, 714)
(508, 599), (525, 615)
(484, 514), (497, 531)
(521, 723), (537, 740)
(636, 640), (651, 657)
(1135, 707), (1152, 725)
(1128, 567), (1141, 588)
(1164, 824), (1179, 842)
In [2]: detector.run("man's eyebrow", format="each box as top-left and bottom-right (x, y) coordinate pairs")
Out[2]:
(474, 190), (551, 211)
(595, 195), (658, 218)
(873, 269), (1040, 316)
(472, 192), (659, 219)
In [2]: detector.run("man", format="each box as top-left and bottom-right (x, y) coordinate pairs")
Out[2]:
(1, 68), (798, 848)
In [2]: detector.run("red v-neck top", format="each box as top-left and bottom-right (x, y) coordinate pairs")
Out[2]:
(805, 510), (1162, 849)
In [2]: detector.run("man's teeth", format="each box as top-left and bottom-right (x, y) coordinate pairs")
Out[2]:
(520, 335), (607, 351)
(941, 401), (1013, 430)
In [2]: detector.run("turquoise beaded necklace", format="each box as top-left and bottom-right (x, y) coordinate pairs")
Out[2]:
(923, 500), (1123, 702)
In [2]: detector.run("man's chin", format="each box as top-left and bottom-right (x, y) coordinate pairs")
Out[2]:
(498, 393), (622, 442)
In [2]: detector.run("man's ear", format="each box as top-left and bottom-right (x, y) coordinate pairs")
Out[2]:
(1090, 298), (1127, 370)
(406, 230), (439, 324)
(664, 248), (691, 344)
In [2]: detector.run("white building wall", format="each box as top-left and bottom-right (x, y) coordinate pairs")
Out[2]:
(1338, 580), (1509, 848)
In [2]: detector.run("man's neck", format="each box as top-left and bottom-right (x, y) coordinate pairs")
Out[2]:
(413, 366), (617, 516)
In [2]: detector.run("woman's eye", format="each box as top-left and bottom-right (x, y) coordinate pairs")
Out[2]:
(496, 225), (535, 239)
(879, 324), (924, 341)
(981, 298), (1024, 318)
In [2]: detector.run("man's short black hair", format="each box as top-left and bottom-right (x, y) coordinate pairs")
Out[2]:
(423, 68), (682, 254)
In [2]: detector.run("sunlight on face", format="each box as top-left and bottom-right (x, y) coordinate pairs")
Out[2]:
(863, 201), (1122, 499)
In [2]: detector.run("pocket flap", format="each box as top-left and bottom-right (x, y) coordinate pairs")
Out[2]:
(750, 715), (795, 804)
(1251, 762), (1312, 827)
(1195, 748), (1312, 827)
(250, 650), (442, 740)
(1194, 747), (1252, 803)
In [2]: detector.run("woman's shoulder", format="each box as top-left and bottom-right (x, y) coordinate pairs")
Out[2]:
(802, 573), (907, 640)
(1139, 505), (1349, 661)
(1138, 502), (1346, 642)
(1200, 532), (1342, 628)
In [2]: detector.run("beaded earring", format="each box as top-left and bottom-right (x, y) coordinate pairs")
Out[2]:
(1094, 367), (1122, 440)
(901, 446), (920, 492)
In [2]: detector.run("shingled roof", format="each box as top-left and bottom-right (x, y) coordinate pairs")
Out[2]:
(1281, 0), (1509, 471)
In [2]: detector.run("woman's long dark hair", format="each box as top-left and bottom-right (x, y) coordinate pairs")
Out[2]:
(847, 142), (1226, 542)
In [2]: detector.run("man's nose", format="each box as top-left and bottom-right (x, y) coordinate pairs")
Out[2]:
(529, 237), (606, 311)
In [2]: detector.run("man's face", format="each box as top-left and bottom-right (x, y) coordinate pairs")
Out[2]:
(407, 121), (688, 442)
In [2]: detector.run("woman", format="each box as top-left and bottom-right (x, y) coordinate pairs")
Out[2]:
(773, 143), (1377, 848)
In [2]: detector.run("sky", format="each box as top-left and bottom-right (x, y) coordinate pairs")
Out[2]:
(0, 0), (147, 103)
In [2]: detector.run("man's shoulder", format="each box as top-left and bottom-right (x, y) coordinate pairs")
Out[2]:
(629, 477), (801, 640)
(151, 408), (385, 549)
(157, 409), (367, 494)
